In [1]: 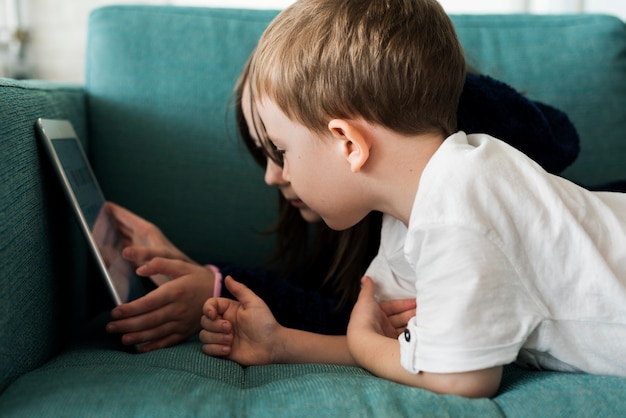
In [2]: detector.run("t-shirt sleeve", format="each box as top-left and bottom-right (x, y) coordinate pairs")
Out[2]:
(364, 251), (394, 300)
(400, 226), (542, 374)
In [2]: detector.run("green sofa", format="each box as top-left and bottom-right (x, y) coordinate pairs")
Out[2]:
(1, 6), (626, 417)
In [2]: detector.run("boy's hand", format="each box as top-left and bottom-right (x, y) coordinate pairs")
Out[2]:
(379, 295), (416, 337)
(200, 276), (282, 366)
(106, 258), (214, 352)
(349, 276), (502, 397)
(349, 276), (398, 340)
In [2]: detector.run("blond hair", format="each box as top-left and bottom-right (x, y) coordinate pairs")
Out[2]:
(249, 0), (466, 137)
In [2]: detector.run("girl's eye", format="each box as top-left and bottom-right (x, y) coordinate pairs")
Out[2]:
(273, 149), (285, 164)
(264, 141), (284, 166)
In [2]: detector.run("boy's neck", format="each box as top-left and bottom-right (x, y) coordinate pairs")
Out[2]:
(365, 127), (445, 226)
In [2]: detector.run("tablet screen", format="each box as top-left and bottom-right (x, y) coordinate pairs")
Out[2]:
(45, 136), (146, 304)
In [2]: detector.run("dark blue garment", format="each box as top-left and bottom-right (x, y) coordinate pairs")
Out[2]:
(458, 73), (579, 175)
(218, 264), (350, 335)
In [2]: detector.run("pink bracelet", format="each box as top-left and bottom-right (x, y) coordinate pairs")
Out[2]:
(206, 264), (223, 298)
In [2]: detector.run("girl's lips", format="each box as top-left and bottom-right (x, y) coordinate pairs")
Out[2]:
(289, 199), (306, 208)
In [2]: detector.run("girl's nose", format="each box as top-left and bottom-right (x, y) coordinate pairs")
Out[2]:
(264, 158), (288, 186)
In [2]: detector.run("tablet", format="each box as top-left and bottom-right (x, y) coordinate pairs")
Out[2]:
(35, 118), (150, 305)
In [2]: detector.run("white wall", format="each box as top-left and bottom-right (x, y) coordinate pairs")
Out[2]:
(1, 0), (625, 82)
(12, 0), (171, 81)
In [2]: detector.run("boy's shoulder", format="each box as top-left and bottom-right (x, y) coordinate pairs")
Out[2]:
(410, 132), (545, 224)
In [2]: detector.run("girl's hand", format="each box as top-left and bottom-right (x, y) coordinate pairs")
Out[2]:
(106, 258), (215, 352)
(200, 276), (282, 366)
(107, 202), (196, 265)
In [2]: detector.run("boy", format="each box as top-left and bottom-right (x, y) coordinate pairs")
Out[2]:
(201, 0), (626, 398)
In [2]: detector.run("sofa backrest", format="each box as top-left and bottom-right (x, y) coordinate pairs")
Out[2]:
(452, 14), (626, 188)
(86, 6), (282, 266)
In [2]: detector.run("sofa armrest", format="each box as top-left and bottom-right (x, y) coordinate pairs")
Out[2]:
(0, 78), (89, 391)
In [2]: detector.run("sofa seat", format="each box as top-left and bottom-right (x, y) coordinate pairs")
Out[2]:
(3, 318), (625, 417)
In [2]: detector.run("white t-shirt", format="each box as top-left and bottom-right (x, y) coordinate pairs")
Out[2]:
(365, 132), (626, 377)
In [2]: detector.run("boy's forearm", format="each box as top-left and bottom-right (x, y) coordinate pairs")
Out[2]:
(348, 329), (502, 398)
(274, 328), (356, 366)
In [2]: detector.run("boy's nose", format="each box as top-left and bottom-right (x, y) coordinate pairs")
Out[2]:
(264, 158), (288, 186)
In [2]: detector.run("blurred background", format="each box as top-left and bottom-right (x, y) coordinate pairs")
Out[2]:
(1, 0), (625, 83)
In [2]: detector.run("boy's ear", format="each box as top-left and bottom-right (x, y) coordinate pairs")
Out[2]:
(327, 119), (370, 173)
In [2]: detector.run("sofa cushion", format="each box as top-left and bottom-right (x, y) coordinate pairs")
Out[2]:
(2, 318), (625, 417)
(494, 364), (626, 417)
(0, 317), (502, 417)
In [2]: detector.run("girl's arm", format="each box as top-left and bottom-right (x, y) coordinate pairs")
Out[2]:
(347, 277), (502, 398)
